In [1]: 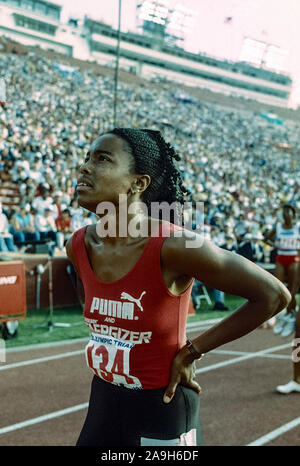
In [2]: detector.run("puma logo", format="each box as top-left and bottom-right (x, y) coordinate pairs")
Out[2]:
(120, 291), (146, 312)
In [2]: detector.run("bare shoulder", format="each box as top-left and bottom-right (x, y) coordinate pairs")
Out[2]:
(65, 225), (92, 269)
(65, 233), (76, 267)
(161, 228), (220, 267)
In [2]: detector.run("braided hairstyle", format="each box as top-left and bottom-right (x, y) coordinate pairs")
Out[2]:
(108, 127), (191, 224)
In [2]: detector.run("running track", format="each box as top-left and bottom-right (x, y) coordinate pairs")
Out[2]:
(0, 320), (299, 446)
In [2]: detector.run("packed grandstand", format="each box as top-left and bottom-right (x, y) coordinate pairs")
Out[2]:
(0, 41), (299, 266)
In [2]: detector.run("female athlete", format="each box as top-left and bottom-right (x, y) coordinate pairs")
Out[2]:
(264, 203), (300, 393)
(66, 128), (290, 445)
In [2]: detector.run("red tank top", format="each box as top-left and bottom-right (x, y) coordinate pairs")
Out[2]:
(71, 221), (194, 390)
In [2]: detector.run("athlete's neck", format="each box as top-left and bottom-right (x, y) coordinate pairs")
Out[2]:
(94, 211), (150, 247)
(283, 220), (293, 229)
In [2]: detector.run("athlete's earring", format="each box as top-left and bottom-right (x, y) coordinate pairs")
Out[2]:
(131, 187), (140, 194)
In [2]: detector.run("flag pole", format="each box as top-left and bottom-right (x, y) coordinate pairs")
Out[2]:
(113, 0), (122, 127)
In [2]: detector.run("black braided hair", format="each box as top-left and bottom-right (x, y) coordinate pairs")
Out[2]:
(108, 127), (191, 223)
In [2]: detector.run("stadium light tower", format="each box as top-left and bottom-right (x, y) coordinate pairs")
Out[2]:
(240, 37), (288, 73)
(240, 37), (266, 66)
(136, 0), (171, 42)
(263, 44), (288, 72)
(165, 2), (198, 47)
(136, 0), (197, 48)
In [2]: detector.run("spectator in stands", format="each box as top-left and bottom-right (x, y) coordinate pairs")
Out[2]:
(11, 163), (28, 182)
(252, 232), (265, 263)
(210, 225), (226, 248)
(34, 207), (57, 248)
(0, 202), (17, 252)
(32, 185), (53, 215)
(11, 203), (40, 249)
(52, 191), (67, 220)
(55, 208), (73, 250)
(82, 209), (96, 226)
(70, 198), (84, 231)
(0, 48), (299, 269)
(21, 142), (36, 164)
(223, 234), (238, 253)
(237, 233), (256, 261)
(234, 214), (250, 242)
(27, 157), (45, 185)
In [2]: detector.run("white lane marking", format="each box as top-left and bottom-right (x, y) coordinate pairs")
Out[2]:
(1, 334), (292, 371)
(0, 350), (84, 371)
(6, 337), (89, 353)
(213, 349), (290, 360)
(0, 342), (293, 436)
(2, 324), (212, 369)
(4, 319), (221, 354)
(0, 403), (89, 436)
(247, 417), (300, 446)
(187, 318), (222, 328)
(196, 343), (292, 374)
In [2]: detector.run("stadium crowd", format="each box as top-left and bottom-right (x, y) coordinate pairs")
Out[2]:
(0, 51), (299, 303)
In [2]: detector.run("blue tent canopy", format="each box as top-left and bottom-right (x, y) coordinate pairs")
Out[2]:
(260, 112), (283, 125)
(53, 63), (83, 83)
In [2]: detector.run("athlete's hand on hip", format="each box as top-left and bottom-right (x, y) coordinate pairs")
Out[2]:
(163, 347), (201, 403)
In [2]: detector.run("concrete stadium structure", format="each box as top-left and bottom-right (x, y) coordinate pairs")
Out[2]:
(0, 0), (292, 108)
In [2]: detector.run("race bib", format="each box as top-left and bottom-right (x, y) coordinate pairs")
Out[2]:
(85, 333), (142, 389)
(277, 237), (298, 249)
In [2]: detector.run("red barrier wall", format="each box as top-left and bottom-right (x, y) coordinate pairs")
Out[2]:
(0, 261), (27, 321)
(0, 253), (195, 313)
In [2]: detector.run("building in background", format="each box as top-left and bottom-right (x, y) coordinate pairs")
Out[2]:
(0, 0), (293, 107)
(136, 0), (197, 48)
(0, 0), (75, 55)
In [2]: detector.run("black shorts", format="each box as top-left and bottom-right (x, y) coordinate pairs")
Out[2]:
(76, 375), (202, 446)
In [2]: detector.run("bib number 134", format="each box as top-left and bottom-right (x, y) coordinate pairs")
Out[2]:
(85, 338), (142, 389)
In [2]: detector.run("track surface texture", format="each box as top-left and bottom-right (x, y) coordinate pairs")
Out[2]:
(0, 322), (299, 447)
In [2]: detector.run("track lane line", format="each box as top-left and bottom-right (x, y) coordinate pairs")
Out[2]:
(4, 319), (222, 354)
(0, 403), (89, 436)
(247, 417), (300, 446)
(195, 343), (292, 374)
(0, 350), (84, 371)
(1, 324), (211, 369)
(1, 339), (292, 371)
(213, 349), (290, 360)
(0, 342), (293, 435)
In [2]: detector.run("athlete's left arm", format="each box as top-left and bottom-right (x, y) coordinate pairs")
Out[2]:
(161, 231), (291, 403)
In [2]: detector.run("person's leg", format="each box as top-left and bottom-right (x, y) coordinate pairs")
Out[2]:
(213, 289), (228, 310)
(41, 231), (57, 255)
(49, 230), (58, 245)
(39, 231), (47, 242)
(277, 311), (300, 391)
(13, 231), (25, 246)
(76, 375), (121, 446)
(271, 262), (287, 330)
(25, 232), (40, 242)
(4, 236), (17, 252)
(122, 384), (202, 446)
(293, 309), (300, 384)
(276, 264), (300, 392)
(213, 289), (224, 303)
(0, 235), (8, 252)
(286, 262), (299, 314)
(274, 262), (285, 283)
(277, 262), (299, 336)
(56, 232), (64, 250)
(191, 280), (200, 308)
